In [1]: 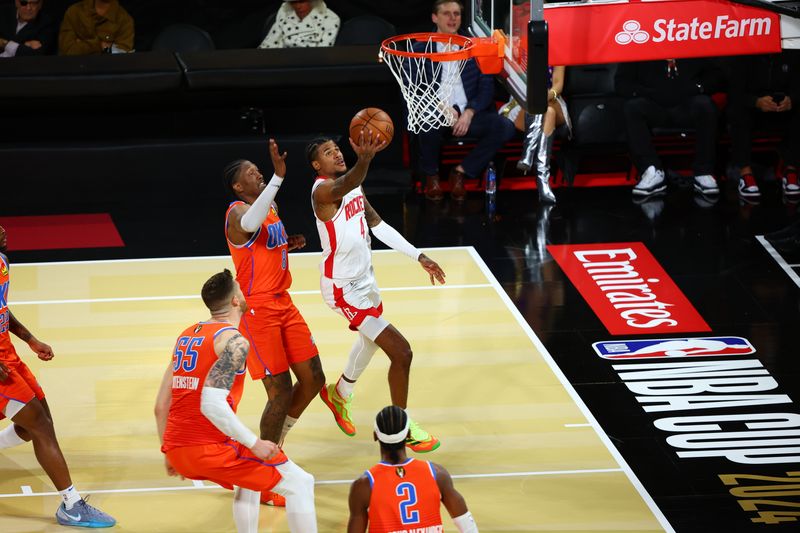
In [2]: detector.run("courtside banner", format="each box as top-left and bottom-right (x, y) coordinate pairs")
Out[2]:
(548, 243), (711, 335)
(544, 0), (781, 66)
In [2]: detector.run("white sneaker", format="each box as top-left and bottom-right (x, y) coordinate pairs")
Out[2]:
(633, 166), (666, 197)
(738, 174), (761, 198)
(693, 174), (719, 195)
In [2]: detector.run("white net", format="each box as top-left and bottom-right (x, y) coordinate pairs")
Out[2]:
(380, 35), (470, 134)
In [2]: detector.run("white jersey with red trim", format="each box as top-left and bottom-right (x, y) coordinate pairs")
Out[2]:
(312, 177), (372, 281)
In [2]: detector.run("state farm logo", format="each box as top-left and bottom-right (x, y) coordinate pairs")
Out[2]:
(614, 15), (773, 45)
(615, 20), (649, 45)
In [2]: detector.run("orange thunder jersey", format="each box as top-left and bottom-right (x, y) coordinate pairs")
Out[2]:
(0, 253), (16, 361)
(161, 322), (247, 452)
(225, 201), (292, 299)
(366, 458), (443, 533)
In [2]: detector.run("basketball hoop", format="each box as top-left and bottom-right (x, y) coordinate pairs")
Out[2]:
(380, 31), (505, 134)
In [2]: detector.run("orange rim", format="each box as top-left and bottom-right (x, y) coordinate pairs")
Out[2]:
(380, 32), (475, 61)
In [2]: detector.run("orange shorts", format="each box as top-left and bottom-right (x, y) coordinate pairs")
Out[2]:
(240, 293), (318, 379)
(0, 356), (45, 421)
(165, 441), (287, 492)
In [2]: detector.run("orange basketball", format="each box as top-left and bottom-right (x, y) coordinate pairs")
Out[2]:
(349, 108), (394, 151)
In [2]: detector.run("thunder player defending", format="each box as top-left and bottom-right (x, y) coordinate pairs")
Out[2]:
(348, 405), (478, 532)
(155, 269), (317, 532)
(309, 133), (446, 452)
(223, 139), (325, 492)
(0, 225), (116, 528)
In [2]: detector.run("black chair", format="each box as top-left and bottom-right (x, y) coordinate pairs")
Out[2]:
(335, 15), (396, 46)
(258, 11), (278, 45)
(151, 24), (215, 53)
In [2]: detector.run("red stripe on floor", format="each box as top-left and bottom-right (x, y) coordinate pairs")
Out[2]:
(0, 214), (124, 251)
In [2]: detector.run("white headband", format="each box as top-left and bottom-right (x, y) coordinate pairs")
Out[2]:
(374, 417), (409, 444)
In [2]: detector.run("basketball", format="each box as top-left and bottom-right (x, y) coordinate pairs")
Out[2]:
(349, 108), (394, 150)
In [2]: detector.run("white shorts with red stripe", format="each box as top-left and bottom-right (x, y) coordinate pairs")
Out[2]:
(320, 267), (389, 341)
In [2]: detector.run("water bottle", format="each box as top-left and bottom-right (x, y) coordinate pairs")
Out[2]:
(485, 162), (497, 196)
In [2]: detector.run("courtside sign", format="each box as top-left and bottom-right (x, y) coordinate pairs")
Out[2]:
(548, 243), (710, 335)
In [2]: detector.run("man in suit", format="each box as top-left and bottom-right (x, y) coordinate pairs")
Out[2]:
(417, 0), (516, 202)
(0, 0), (58, 57)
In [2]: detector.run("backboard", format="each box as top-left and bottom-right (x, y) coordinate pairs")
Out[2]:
(470, 0), (543, 111)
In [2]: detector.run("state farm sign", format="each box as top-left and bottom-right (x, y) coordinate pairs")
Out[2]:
(545, 0), (781, 66)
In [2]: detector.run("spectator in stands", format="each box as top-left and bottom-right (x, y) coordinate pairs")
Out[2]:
(59, 0), (134, 55)
(0, 0), (58, 57)
(258, 0), (339, 49)
(615, 58), (723, 198)
(501, 65), (571, 204)
(419, 0), (516, 202)
(727, 51), (800, 201)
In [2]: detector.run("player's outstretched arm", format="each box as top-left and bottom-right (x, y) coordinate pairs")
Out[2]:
(9, 311), (54, 361)
(434, 463), (479, 532)
(201, 330), (279, 460)
(347, 475), (371, 533)
(313, 130), (384, 206)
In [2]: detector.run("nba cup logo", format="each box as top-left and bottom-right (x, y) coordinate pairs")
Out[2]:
(616, 20), (649, 45)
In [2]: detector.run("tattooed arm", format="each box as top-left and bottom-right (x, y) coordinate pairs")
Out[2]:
(200, 329), (279, 459)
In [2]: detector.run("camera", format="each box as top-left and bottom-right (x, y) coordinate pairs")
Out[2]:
(772, 92), (786, 104)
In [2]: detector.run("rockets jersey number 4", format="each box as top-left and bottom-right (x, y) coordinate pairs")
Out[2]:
(312, 178), (372, 281)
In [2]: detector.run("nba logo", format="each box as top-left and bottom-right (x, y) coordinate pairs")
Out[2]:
(592, 336), (755, 360)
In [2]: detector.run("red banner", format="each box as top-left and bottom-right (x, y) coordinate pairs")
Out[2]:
(548, 243), (711, 335)
(544, 0), (781, 66)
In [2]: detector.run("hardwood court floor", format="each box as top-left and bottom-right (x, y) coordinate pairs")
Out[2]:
(1, 248), (668, 532)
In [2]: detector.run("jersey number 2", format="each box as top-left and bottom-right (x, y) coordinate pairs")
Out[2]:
(396, 482), (420, 525)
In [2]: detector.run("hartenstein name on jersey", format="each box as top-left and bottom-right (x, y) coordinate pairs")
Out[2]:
(612, 357), (800, 465)
(344, 195), (365, 221)
(389, 527), (443, 533)
(652, 15), (771, 43)
(172, 376), (200, 390)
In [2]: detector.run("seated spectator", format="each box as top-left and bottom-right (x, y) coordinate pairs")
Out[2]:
(0, 0), (58, 57)
(418, 0), (516, 202)
(727, 51), (800, 200)
(258, 0), (339, 49)
(501, 65), (571, 204)
(615, 58), (723, 198)
(59, 0), (134, 55)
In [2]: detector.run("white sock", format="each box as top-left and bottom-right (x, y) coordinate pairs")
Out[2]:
(232, 486), (260, 533)
(58, 485), (81, 510)
(336, 376), (355, 398)
(279, 416), (298, 446)
(0, 424), (27, 449)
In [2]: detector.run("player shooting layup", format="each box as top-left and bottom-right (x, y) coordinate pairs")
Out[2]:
(308, 131), (446, 453)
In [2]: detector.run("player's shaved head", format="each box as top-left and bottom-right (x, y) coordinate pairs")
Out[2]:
(201, 269), (237, 312)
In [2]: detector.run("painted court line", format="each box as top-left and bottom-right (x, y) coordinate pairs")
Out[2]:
(10, 283), (493, 306)
(12, 247), (470, 267)
(0, 468), (623, 499)
(564, 423), (592, 428)
(757, 236), (800, 289)
(466, 247), (675, 533)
